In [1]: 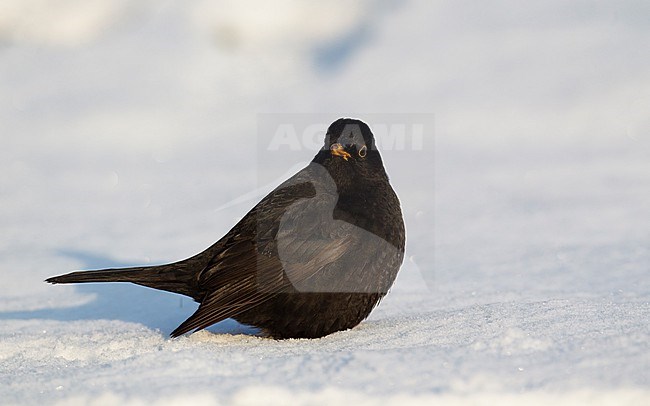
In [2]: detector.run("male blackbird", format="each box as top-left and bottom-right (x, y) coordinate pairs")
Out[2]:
(47, 118), (406, 339)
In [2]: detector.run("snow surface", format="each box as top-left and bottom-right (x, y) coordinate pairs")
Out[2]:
(1, 0), (649, 404)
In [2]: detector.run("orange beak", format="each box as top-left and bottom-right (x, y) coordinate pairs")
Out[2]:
(330, 143), (351, 161)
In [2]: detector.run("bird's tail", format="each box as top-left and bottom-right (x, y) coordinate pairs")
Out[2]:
(46, 262), (199, 300)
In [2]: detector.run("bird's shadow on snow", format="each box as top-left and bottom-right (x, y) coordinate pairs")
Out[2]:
(0, 249), (259, 337)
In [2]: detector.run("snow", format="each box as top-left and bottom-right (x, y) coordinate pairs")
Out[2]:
(1, 0), (649, 404)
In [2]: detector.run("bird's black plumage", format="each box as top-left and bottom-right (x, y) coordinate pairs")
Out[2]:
(47, 118), (406, 339)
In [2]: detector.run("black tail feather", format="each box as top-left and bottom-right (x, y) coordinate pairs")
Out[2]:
(46, 264), (199, 300)
(46, 267), (145, 284)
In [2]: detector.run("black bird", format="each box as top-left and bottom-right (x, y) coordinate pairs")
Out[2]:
(47, 118), (406, 339)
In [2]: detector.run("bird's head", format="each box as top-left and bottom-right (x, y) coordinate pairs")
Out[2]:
(317, 118), (376, 163)
(313, 118), (387, 190)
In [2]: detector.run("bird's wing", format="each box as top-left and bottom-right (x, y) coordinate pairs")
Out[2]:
(170, 179), (329, 337)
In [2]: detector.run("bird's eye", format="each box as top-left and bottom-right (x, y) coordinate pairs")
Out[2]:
(358, 145), (367, 158)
